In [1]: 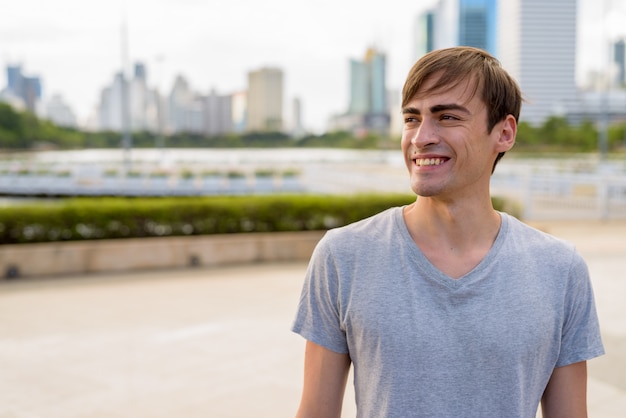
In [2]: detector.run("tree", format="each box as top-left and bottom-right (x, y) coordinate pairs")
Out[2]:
(515, 121), (540, 148)
(0, 103), (23, 134)
(608, 122), (626, 151)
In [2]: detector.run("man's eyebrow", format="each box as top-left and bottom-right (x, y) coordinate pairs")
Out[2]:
(401, 106), (420, 115)
(401, 103), (471, 115)
(430, 103), (470, 114)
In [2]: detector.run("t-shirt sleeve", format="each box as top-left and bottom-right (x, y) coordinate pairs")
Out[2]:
(555, 251), (605, 367)
(291, 233), (349, 354)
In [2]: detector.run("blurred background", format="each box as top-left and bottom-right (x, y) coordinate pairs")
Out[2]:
(1, 0), (626, 417)
(1, 0), (626, 135)
(0, 0), (625, 218)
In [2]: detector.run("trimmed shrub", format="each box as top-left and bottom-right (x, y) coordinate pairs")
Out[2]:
(0, 194), (515, 244)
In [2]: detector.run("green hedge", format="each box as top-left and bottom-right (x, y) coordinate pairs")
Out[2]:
(0, 194), (515, 244)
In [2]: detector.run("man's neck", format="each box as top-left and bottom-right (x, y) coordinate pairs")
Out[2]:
(402, 197), (502, 278)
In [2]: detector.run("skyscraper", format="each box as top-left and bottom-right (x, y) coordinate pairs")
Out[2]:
(231, 91), (247, 134)
(6, 66), (23, 96)
(369, 50), (387, 115)
(98, 72), (126, 132)
(347, 48), (389, 135)
(498, 0), (577, 125)
(246, 67), (284, 132)
(614, 39), (625, 87)
(434, 0), (497, 57)
(97, 63), (160, 134)
(459, 0), (497, 54)
(45, 94), (77, 128)
(413, 9), (436, 60)
(204, 89), (233, 137)
(4, 64), (42, 113)
(168, 75), (199, 134)
(291, 97), (305, 138)
(130, 62), (150, 132)
(349, 59), (369, 115)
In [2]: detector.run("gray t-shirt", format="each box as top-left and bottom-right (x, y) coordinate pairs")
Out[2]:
(292, 207), (604, 417)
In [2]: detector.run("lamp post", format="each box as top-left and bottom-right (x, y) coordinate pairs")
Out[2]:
(155, 54), (165, 151)
(596, 0), (609, 161)
(120, 16), (132, 175)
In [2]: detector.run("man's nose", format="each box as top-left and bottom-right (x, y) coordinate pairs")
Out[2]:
(410, 119), (439, 147)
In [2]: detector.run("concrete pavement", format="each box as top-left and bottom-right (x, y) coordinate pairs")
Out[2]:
(1, 220), (625, 417)
(531, 221), (626, 417)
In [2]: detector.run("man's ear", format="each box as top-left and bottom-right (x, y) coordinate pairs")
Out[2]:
(495, 114), (517, 152)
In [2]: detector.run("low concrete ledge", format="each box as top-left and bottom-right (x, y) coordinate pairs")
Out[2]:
(0, 231), (326, 279)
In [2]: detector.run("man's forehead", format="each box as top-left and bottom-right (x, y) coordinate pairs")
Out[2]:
(411, 75), (481, 106)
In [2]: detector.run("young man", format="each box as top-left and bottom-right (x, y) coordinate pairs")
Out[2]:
(292, 47), (604, 417)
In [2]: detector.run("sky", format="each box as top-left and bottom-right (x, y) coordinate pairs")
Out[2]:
(2, 0), (626, 132)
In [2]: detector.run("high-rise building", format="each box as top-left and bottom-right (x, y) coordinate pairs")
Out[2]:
(349, 59), (369, 115)
(291, 97), (305, 138)
(44, 94), (77, 128)
(346, 47), (390, 135)
(614, 39), (625, 87)
(369, 50), (387, 116)
(98, 72), (126, 132)
(564, 90), (626, 126)
(204, 89), (233, 137)
(413, 9), (436, 61)
(134, 63), (147, 80)
(97, 62), (160, 133)
(459, 0), (497, 54)
(6, 66), (22, 93)
(3, 64), (42, 113)
(130, 62), (150, 131)
(498, 0), (577, 125)
(22, 77), (42, 113)
(434, 0), (497, 56)
(167, 75), (198, 134)
(231, 91), (247, 134)
(246, 67), (284, 132)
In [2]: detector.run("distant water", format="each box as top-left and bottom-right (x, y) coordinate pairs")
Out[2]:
(2, 148), (625, 220)
(2, 148), (625, 187)
(0, 148), (405, 167)
(0, 148), (411, 198)
(1, 148), (623, 173)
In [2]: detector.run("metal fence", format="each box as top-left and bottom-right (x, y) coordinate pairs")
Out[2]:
(2, 150), (625, 221)
(0, 172), (304, 197)
(491, 163), (626, 221)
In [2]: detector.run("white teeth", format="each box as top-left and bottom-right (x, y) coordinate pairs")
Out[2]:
(416, 158), (443, 166)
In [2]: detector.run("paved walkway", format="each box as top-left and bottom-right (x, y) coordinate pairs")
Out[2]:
(1, 221), (625, 417)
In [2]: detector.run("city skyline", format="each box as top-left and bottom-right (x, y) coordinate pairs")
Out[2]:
(2, 0), (626, 133)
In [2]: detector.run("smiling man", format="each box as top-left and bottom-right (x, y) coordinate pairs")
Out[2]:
(292, 47), (604, 418)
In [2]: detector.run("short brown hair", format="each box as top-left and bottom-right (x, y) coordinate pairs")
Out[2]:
(402, 47), (522, 169)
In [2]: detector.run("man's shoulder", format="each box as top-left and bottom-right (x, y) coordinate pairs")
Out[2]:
(310, 206), (405, 271)
(327, 206), (400, 238)
(502, 212), (577, 256)
(316, 207), (402, 254)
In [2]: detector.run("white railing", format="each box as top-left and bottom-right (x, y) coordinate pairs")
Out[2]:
(491, 170), (626, 221)
(0, 173), (304, 197)
(2, 150), (625, 221)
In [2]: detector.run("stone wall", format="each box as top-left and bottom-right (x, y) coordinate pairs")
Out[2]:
(0, 231), (326, 279)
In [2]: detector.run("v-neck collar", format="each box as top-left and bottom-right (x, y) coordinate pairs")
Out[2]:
(394, 207), (509, 289)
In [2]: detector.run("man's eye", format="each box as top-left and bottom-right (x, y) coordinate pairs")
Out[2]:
(441, 114), (458, 121)
(404, 117), (420, 123)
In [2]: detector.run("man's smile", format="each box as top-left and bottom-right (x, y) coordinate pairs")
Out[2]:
(414, 158), (447, 167)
